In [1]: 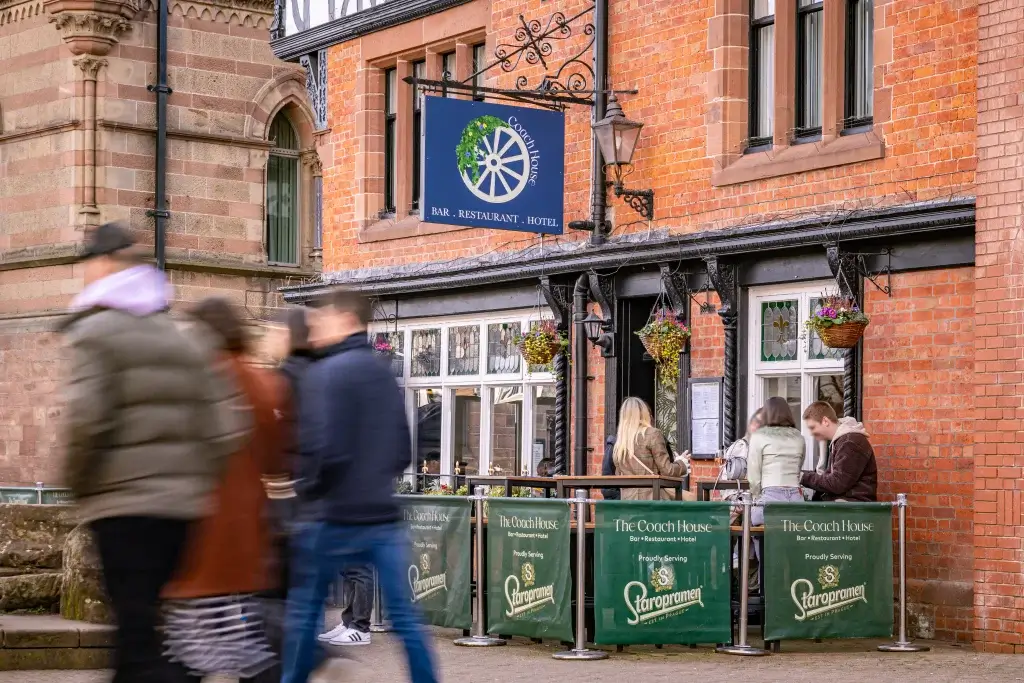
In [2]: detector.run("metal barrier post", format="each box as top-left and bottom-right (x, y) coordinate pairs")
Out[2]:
(553, 489), (608, 660)
(369, 567), (389, 633)
(716, 494), (768, 656)
(878, 493), (929, 653)
(454, 487), (505, 647)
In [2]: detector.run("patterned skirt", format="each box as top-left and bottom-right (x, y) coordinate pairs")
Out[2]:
(163, 594), (277, 678)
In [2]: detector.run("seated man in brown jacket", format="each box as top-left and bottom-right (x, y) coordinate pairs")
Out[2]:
(800, 401), (878, 502)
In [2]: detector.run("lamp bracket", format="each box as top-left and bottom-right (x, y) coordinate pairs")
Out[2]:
(587, 270), (616, 358)
(614, 183), (655, 221)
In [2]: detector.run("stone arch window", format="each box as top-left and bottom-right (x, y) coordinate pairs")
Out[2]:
(267, 112), (300, 264)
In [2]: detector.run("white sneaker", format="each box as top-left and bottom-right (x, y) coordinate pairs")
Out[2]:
(330, 628), (371, 646)
(318, 622), (348, 642)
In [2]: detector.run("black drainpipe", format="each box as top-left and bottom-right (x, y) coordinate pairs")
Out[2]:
(149, 0), (170, 270)
(588, 0), (609, 246)
(572, 274), (590, 475)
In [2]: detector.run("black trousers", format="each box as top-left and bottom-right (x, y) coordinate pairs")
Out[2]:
(91, 516), (189, 683)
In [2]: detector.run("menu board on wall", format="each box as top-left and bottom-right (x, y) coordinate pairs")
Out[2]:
(688, 378), (723, 459)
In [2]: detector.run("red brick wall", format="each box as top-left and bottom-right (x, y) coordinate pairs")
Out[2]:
(862, 268), (976, 643)
(972, 0), (1024, 654)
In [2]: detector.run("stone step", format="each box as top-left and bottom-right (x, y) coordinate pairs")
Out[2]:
(0, 614), (113, 670)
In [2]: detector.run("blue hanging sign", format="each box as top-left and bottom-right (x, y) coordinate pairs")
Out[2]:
(422, 97), (565, 235)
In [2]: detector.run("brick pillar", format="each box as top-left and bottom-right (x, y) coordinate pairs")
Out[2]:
(974, 0), (1024, 654)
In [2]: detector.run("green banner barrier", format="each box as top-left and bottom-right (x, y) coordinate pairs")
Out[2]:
(764, 502), (894, 641)
(0, 488), (38, 504)
(593, 501), (732, 645)
(402, 496), (473, 629)
(486, 499), (573, 641)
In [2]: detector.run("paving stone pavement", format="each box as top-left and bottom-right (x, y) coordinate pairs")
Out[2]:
(0, 630), (1020, 683)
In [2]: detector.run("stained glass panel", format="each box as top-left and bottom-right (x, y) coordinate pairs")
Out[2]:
(807, 297), (845, 360)
(487, 322), (521, 374)
(410, 329), (441, 377)
(761, 300), (799, 362)
(448, 325), (480, 376)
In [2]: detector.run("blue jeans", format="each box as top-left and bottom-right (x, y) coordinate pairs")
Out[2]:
(281, 521), (438, 683)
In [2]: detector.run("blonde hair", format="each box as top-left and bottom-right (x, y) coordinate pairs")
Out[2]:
(612, 397), (653, 469)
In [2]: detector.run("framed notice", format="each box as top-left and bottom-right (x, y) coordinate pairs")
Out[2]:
(688, 377), (723, 459)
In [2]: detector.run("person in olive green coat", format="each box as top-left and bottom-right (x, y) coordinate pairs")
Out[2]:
(59, 222), (251, 683)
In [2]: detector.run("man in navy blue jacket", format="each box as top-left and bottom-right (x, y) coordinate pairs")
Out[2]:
(282, 288), (438, 683)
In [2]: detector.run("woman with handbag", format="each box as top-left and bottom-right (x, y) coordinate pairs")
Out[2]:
(162, 298), (289, 683)
(611, 397), (691, 500)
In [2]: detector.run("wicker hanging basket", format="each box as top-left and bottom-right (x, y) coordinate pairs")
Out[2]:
(519, 338), (562, 366)
(818, 321), (867, 349)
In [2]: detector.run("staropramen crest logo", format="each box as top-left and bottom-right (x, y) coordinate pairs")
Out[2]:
(456, 115), (536, 204)
(504, 561), (554, 617)
(791, 564), (867, 621)
(408, 552), (447, 603)
(624, 563), (704, 626)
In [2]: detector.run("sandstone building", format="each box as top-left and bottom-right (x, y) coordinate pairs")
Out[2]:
(0, 0), (326, 484)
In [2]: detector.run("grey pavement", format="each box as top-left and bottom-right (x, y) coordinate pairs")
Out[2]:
(0, 629), (1022, 683)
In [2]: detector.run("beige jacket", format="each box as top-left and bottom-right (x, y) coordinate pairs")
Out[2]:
(614, 428), (688, 500)
(747, 426), (805, 499)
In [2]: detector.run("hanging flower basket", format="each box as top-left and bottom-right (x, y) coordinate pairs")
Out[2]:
(806, 294), (869, 349)
(515, 320), (569, 371)
(637, 310), (690, 387)
(373, 335), (395, 358)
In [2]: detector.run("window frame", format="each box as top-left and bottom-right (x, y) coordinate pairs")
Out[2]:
(411, 60), (426, 213)
(266, 112), (301, 265)
(370, 310), (557, 486)
(795, 0), (825, 141)
(747, 282), (847, 469)
(441, 51), (457, 97)
(472, 43), (486, 102)
(384, 67), (397, 215)
(844, 0), (874, 132)
(748, 0), (776, 151)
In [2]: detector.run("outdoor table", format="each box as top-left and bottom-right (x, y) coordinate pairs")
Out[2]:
(552, 475), (687, 501)
(698, 479), (750, 501)
(464, 475), (558, 498)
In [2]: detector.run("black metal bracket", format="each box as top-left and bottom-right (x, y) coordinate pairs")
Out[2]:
(704, 257), (737, 317)
(147, 84), (173, 95)
(827, 244), (892, 297)
(145, 209), (171, 219)
(587, 270), (616, 358)
(658, 264), (689, 318)
(613, 183), (654, 221)
(539, 275), (571, 329)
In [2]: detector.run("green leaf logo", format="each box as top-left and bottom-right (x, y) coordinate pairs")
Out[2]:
(456, 115), (506, 183)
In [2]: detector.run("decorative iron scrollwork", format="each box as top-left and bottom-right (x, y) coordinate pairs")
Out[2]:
(300, 50), (328, 130)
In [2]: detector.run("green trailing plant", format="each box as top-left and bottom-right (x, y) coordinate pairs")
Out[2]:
(514, 320), (569, 373)
(637, 310), (691, 388)
(456, 115), (505, 183)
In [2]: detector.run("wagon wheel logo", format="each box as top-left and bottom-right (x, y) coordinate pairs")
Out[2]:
(521, 562), (536, 588)
(420, 553), (430, 575)
(456, 115), (530, 204)
(818, 565), (840, 590)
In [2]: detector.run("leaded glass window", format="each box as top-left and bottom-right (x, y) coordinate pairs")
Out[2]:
(761, 300), (799, 362)
(266, 113), (299, 264)
(371, 330), (404, 377)
(410, 329), (441, 377)
(448, 325), (480, 376)
(487, 322), (521, 374)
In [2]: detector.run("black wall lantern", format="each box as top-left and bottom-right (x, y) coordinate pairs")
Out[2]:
(593, 92), (655, 221)
(581, 310), (615, 357)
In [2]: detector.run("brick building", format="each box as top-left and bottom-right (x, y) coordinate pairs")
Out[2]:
(0, 0), (325, 481)
(272, 0), (1023, 650)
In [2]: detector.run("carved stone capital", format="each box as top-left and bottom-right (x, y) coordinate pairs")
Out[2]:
(73, 55), (108, 80)
(45, 0), (139, 56)
(300, 149), (322, 175)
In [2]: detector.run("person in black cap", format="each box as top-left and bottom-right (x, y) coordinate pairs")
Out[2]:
(59, 222), (252, 683)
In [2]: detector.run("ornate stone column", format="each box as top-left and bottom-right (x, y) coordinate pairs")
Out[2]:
(73, 56), (106, 224)
(46, 1), (139, 226)
(300, 150), (323, 262)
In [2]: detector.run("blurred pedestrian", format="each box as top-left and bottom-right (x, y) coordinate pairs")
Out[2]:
(59, 222), (251, 683)
(162, 298), (288, 682)
(319, 566), (373, 645)
(282, 288), (438, 683)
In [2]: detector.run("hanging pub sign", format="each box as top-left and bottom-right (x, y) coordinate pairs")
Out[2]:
(421, 97), (565, 235)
